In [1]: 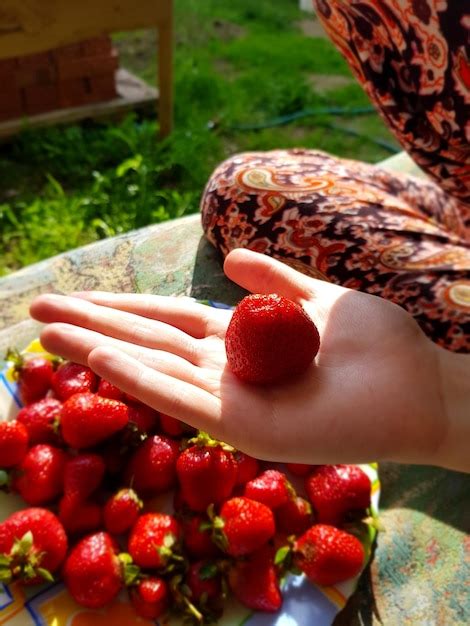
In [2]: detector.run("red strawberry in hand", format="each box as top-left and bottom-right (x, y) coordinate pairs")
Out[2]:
(60, 392), (129, 449)
(51, 362), (97, 401)
(0, 421), (29, 468)
(128, 513), (182, 569)
(294, 524), (364, 586)
(305, 465), (371, 526)
(7, 350), (54, 405)
(125, 435), (179, 496)
(228, 545), (282, 612)
(13, 444), (66, 505)
(16, 398), (62, 445)
(63, 453), (106, 500)
(0, 508), (67, 585)
(176, 439), (237, 512)
(130, 576), (169, 620)
(217, 497), (275, 557)
(104, 488), (143, 535)
(244, 469), (293, 510)
(225, 293), (320, 385)
(64, 532), (136, 608)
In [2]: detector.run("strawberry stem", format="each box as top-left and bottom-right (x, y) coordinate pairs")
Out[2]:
(170, 574), (206, 624)
(183, 596), (204, 623)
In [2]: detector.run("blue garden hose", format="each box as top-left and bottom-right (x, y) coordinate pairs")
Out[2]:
(229, 106), (376, 130)
(227, 105), (400, 154)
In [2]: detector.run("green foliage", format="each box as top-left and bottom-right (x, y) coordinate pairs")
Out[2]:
(222, 33), (351, 76)
(0, 135), (201, 275)
(0, 0), (398, 275)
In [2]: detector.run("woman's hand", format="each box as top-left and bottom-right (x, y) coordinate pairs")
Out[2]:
(30, 249), (455, 468)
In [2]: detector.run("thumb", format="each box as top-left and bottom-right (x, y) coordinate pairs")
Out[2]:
(223, 249), (331, 301)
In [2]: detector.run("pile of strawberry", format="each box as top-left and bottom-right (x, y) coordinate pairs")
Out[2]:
(0, 350), (374, 623)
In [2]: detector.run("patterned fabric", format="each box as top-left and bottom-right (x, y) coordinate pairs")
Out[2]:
(314, 0), (470, 221)
(201, 1), (470, 353)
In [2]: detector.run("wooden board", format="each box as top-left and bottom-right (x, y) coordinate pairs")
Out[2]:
(0, 0), (172, 59)
(0, 68), (157, 139)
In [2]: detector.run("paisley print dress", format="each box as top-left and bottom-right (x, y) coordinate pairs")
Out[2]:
(201, 1), (470, 352)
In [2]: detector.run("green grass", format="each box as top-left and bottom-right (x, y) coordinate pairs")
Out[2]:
(0, 0), (399, 276)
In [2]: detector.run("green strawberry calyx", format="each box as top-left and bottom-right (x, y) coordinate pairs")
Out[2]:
(201, 504), (228, 553)
(275, 536), (301, 578)
(186, 431), (234, 453)
(153, 533), (185, 574)
(116, 488), (144, 510)
(5, 348), (24, 378)
(4, 349), (62, 377)
(118, 552), (141, 587)
(1, 531), (54, 584)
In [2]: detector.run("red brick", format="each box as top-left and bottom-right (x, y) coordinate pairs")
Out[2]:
(0, 65), (17, 87)
(53, 42), (83, 62)
(17, 52), (51, 70)
(82, 36), (112, 56)
(23, 84), (59, 115)
(16, 65), (56, 88)
(88, 73), (117, 102)
(0, 86), (22, 108)
(0, 36), (121, 116)
(0, 108), (21, 122)
(56, 50), (118, 81)
(0, 59), (17, 73)
(0, 87), (23, 121)
(57, 78), (89, 108)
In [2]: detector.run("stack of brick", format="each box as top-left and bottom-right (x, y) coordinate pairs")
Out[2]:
(0, 36), (118, 122)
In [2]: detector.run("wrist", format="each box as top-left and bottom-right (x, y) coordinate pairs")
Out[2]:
(434, 346), (470, 472)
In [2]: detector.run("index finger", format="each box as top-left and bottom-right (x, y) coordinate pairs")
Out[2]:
(70, 292), (231, 339)
(87, 345), (224, 435)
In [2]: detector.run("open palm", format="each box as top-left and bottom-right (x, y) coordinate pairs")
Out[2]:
(30, 249), (444, 466)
